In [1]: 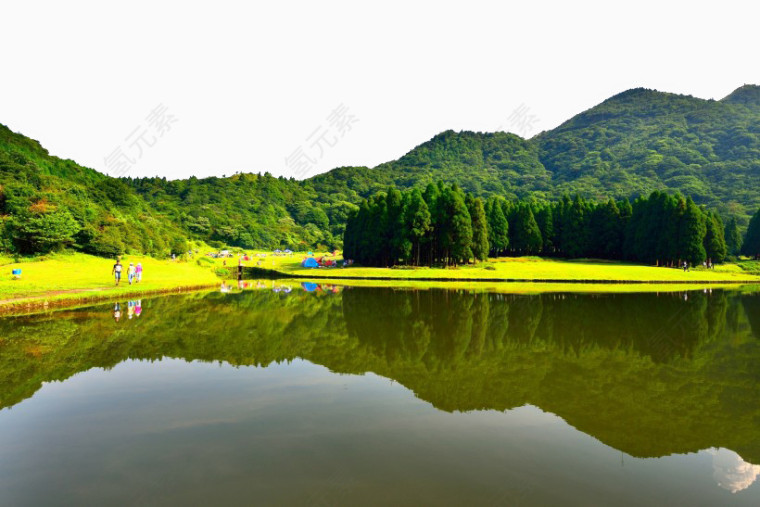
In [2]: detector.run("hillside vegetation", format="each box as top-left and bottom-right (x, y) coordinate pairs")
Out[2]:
(2, 85), (760, 256)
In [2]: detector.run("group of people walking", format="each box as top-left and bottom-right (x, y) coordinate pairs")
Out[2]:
(111, 259), (143, 286)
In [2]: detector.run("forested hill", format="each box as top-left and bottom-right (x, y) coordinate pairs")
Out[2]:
(1, 84), (760, 254)
(306, 130), (552, 203)
(535, 85), (760, 217)
(312, 85), (760, 222)
(0, 124), (186, 256)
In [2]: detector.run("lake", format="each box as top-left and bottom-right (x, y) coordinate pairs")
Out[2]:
(1, 283), (759, 505)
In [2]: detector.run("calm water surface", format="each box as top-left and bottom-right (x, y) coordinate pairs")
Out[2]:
(1, 283), (759, 505)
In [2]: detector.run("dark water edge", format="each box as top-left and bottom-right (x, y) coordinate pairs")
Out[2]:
(1, 283), (759, 505)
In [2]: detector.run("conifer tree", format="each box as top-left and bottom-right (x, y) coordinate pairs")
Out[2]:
(423, 183), (442, 265)
(703, 212), (727, 263)
(511, 204), (542, 255)
(440, 187), (472, 265)
(535, 205), (553, 256)
(385, 187), (405, 265)
(403, 189), (431, 266)
(742, 208), (760, 258)
(678, 197), (707, 265)
(562, 195), (589, 258)
(467, 196), (489, 262)
(724, 216), (742, 257)
(589, 199), (622, 259)
(485, 196), (509, 256)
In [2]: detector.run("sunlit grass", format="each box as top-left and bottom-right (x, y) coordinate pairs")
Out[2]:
(261, 253), (760, 283)
(2, 248), (758, 312)
(0, 252), (219, 301)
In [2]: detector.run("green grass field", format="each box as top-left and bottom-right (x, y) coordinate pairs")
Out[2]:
(1, 250), (758, 314)
(257, 254), (760, 283)
(0, 252), (219, 309)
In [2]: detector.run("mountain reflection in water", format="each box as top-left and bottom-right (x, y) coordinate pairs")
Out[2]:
(1, 285), (759, 486)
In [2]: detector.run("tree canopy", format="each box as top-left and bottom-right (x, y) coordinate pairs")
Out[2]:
(344, 185), (729, 267)
(2, 84), (760, 257)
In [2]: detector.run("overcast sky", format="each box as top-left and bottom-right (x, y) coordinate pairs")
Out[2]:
(2, 0), (759, 180)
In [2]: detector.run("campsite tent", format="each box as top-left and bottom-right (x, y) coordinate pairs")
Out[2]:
(301, 257), (319, 268)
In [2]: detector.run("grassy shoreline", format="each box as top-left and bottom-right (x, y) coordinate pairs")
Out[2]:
(257, 255), (760, 284)
(272, 277), (760, 295)
(1, 252), (759, 315)
(0, 252), (220, 314)
(251, 269), (760, 284)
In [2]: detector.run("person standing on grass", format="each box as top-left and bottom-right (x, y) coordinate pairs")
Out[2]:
(127, 262), (136, 285)
(112, 259), (123, 286)
(136, 262), (143, 283)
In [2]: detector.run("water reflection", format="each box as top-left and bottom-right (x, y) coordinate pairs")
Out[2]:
(1, 285), (759, 471)
(743, 295), (760, 339)
(112, 300), (143, 322)
(710, 448), (760, 493)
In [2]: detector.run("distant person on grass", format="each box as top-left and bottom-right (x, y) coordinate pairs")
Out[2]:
(135, 262), (143, 283)
(112, 260), (123, 285)
(127, 262), (136, 285)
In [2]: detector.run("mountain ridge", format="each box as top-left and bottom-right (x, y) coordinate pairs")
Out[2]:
(1, 84), (759, 252)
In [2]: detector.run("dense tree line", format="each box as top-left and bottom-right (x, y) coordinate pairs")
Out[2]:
(311, 86), (760, 227)
(0, 123), (350, 256)
(742, 208), (760, 258)
(4, 80), (760, 259)
(129, 172), (351, 251)
(344, 185), (737, 267)
(0, 141), (189, 257)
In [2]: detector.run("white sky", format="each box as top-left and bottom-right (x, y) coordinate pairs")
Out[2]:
(2, 0), (759, 180)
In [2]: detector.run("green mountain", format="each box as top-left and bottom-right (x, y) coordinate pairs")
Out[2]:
(0, 124), (185, 256)
(311, 130), (552, 199)
(537, 86), (760, 217)
(1, 84), (760, 254)
(311, 86), (760, 221)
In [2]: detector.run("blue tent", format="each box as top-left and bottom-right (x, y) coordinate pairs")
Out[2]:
(301, 257), (319, 268)
(301, 282), (319, 292)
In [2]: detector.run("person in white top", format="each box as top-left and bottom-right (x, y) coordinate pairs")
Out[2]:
(112, 260), (123, 286)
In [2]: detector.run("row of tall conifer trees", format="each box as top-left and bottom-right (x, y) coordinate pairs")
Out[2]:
(342, 182), (753, 267)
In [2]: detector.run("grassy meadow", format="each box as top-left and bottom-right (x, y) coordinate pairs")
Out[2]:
(1, 249), (759, 313)
(254, 253), (760, 283)
(0, 252), (219, 310)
